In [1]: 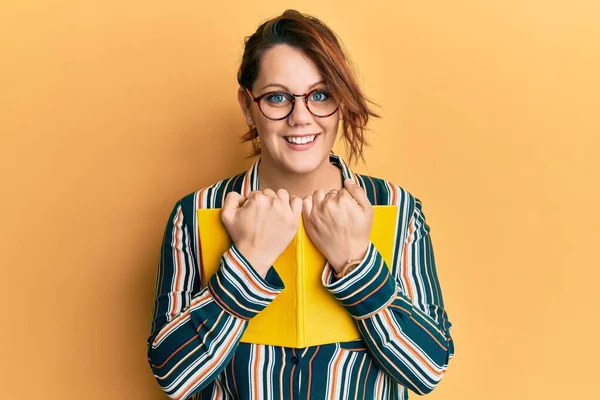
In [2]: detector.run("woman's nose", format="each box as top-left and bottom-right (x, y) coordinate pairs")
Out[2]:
(288, 97), (313, 126)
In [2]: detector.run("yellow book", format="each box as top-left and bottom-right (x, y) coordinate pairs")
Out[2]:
(197, 205), (398, 348)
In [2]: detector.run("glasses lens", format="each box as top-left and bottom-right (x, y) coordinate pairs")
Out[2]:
(259, 92), (294, 119)
(306, 89), (338, 117)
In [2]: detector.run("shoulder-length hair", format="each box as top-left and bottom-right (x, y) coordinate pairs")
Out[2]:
(237, 9), (379, 164)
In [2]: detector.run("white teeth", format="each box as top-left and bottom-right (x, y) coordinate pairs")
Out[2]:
(286, 135), (316, 144)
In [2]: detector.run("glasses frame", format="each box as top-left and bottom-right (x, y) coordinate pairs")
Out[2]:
(245, 88), (339, 121)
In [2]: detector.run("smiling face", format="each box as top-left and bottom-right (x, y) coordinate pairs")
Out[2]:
(238, 44), (341, 176)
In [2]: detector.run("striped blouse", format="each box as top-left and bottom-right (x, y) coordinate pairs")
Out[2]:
(147, 154), (455, 399)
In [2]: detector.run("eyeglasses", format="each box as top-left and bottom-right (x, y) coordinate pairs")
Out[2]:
(246, 87), (339, 121)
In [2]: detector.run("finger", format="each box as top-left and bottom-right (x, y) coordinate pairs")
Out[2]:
(246, 190), (262, 200)
(262, 188), (278, 199)
(302, 196), (313, 221)
(336, 188), (357, 204)
(221, 191), (245, 222)
(343, 178), (371, 210)
(223, 191), (245, 211)
(246, 190), (266, 205)
(290, 195), (303, 217)
(276, 188), (290, 205)
(324, 189), (338, 201)
(312, 189), (325, 208)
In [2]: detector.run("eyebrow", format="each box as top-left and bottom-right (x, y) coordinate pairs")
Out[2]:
(259, 80), (325, 92)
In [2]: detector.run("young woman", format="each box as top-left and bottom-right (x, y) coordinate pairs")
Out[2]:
(148, 9), (454, 399)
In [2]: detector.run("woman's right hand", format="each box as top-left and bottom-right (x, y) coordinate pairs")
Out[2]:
(221, 189), (302, 278)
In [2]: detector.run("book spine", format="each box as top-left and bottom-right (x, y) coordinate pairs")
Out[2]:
(296, 221), (306, 348)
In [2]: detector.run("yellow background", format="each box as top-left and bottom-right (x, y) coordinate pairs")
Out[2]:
(1, 1), (598, 399)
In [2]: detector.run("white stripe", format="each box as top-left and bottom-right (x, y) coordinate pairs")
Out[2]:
(169, 206), (186, 318)
(152, 289), (212, 348)
(366, 313), (443, 388)
(164, 317), (244, 397)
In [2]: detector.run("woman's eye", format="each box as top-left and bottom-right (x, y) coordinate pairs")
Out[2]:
(310, 91), (329, 102)
(266, 93), (288, 103)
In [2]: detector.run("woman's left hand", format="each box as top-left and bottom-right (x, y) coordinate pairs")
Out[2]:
(301, 178), (374, 274)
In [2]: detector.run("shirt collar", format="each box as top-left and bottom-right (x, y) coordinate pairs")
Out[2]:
(242, 153), (359, 196)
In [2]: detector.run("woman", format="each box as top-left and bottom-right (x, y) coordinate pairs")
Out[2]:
(148, 9), (454, 400)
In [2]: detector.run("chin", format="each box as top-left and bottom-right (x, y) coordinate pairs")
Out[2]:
(281, 153), (328, 175)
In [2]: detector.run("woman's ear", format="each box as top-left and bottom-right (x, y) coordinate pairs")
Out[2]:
(237, 87), (254, 126)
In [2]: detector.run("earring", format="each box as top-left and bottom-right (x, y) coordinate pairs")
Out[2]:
(247, 115), (254, 125)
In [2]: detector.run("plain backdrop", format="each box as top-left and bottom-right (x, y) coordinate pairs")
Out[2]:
(1, 0), (599, 399)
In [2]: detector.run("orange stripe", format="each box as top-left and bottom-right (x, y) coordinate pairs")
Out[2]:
(196, 188), (207, 285)
(352, 356), (365, 400)
(222, 174), (242, 206)
(156, 312), (230, 382)
(208, 283), (248, 320)
(179, 321), (244, 397)
(403, 221), (416, 299)
(324, 266), (333, 283)
(353, 293), (395, 320)
(231, 352), (240, 398)
(152, 310), (225, 370)
(231, 173), (243, 193)
(390, 182), (397, 205)
(388, 303), (448, 350)
(199, 187), (208, 208)
(253, 344), (260, 399)
(306, 346), (320, 400)
(382, 310), (443, 377)
(290, 348), (297, 400)
(367, 176), (378, 205)
(228, 249), (278, 297)
(344, 260), (390, 306)
(151, 316), (211, 369)
(155, 311), (225, 379)
(334, 256), (382, 301)
(242, 170), (251, 197)
(221, 177), (232, 206)
(374, 372), (384, 398)
(154, 291), (211, 344)
(213, 272), (264, 314)
(357, 325), (417, 389)
(361, 360), (372, 400)
(328, 349), (344, 398)
(152, 333), (199, 369)
(279, 348), (285, 399)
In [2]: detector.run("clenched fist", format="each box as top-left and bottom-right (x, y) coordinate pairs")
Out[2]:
(221, 188), (302, 278)
(302, 179), (373, 273)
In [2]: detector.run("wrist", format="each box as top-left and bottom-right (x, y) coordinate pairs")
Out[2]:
(234, 243), (271, 278)
(329, 243), (370, 273)
(333, 260), (362, 279)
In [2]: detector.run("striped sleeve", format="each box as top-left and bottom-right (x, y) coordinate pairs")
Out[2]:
(147, 200), (284, 400)
(322, 196), (454, 395)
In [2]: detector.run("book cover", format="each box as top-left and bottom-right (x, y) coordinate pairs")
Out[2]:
(197, 205), (398, 348)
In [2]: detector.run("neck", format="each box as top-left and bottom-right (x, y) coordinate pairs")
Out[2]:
(257, 155), (343, 198)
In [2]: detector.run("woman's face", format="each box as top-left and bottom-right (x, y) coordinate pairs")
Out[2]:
(239, 44), (340, 175)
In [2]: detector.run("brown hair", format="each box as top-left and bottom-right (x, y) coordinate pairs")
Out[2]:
(237, 9), (379, 164)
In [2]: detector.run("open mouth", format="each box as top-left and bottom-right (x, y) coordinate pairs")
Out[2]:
(283, 134), (318, 145)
